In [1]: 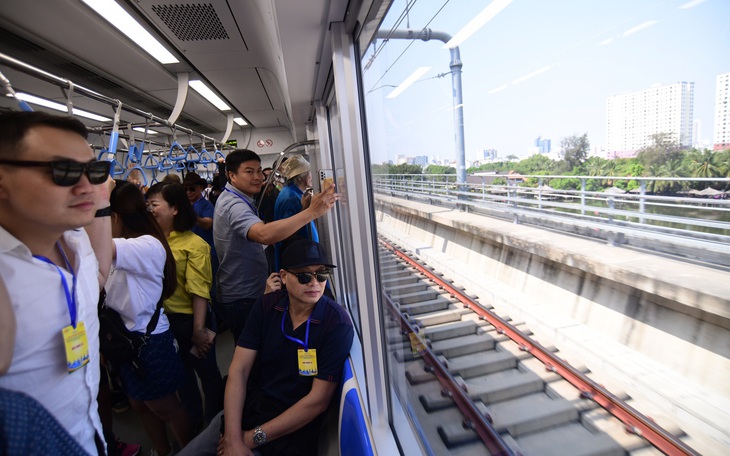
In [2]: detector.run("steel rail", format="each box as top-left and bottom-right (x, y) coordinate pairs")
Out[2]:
(382, 292), (513, 455)
(380, 238), (700, 456)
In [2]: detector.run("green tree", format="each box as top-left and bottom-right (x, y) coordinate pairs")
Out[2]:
(560, 133), (590, 170)
(636, 132), (682, 169)
(371, 163), (390, 174)
(514, 154), (553, 175)
(688, 149), (721, 178)
(390, 163), (423, 174)
(424, 165), (456, 174)
(583, 156), (606, 177)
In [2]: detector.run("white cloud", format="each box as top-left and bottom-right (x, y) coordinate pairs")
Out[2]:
(488, 84), (508, 94)
(598, 38), (613, 46)
(679, 0), (706, 9)
(622, 20), (658, 37)
(512, 66), (551, 85)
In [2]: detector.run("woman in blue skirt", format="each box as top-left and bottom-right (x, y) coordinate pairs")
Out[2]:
(106, 180), (194, 455)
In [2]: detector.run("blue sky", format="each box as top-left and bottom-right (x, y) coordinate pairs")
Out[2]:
(362, 0), (730, 164)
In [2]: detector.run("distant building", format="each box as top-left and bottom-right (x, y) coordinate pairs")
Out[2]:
(606, 82), (694, 157)
(395, 154), (406, 165)
(714, 72), (730, 151)
(534, 136), (551, 154)
(412, 155), (428, 166)
(482, 148), (498, 160)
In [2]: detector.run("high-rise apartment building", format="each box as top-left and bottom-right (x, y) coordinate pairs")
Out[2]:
(606, 82), (694, 157)
(714, 72), (730, 151)
(534, 136), (551, 154)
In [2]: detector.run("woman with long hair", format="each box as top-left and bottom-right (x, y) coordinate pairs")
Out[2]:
(146, 182), (224, 428)
(106, 180), (193, 455)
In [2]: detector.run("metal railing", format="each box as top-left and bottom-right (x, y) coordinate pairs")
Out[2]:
(372, 174), (730, 266)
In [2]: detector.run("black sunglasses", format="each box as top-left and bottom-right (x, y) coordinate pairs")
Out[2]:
(285, 269), (330, 285)
(0, 159), (111, 186)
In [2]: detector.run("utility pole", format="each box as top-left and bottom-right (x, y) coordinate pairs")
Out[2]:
(375, 29), (467, 188)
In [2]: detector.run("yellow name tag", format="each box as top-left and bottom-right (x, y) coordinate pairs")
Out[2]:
(62, 321), (90, 373)
(297, 348), (317, 376)
(409, 331), (426, 357)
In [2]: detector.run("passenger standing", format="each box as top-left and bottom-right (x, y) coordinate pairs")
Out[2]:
(256, 167), (280, 273)
(147, 182), (224, 428)
(213, 149), (338, 343)
(273, 154), (319, 271)
(183, 172), (219, 304)
(0, 111), (113, 455)
(105, 180), (194, 455)
(0, 276), (89, 456)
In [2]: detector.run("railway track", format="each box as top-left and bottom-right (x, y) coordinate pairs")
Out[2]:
(378, 237), (699, 456)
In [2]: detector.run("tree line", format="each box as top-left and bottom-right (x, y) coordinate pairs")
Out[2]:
(371, 133), (730, 194)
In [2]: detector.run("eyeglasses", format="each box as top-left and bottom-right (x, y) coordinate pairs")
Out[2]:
(184, 186), (199, 192)
(285, 269), (330, 285)
(0, 159), (111, 186)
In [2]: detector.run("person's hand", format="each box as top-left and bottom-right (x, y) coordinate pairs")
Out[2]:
(218, 433), (253, 456)
(308, 184), (339, 217)
(265, 273), (282, 294)
(95, 176), (116, 209)
(191, 328), (213, 357)
(301, 189), (312, 209)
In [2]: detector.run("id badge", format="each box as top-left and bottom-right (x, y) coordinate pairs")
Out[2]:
(297, 348), (317, 376)
(62, 321), (90, 373)
(409, 331), (426, 358)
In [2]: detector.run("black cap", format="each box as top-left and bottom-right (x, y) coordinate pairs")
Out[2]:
(182, 172), (206, 186)
(281, 239), (336, 270)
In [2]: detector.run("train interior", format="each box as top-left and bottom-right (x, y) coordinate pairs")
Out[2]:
(1, 0), (729, 455)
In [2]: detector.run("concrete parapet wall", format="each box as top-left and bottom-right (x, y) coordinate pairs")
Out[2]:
(374, 195), (730, 396)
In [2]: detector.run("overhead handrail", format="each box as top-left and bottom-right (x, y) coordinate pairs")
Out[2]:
(63, 80), (74, 115)
(149, 168), (159, 185)
(107, 101), (123, 154)
(158, 156), (173, 171)
(124, 165), (148, 187)
(106, 156), (125, 177)
(0, 52), (226, 151)
(0, 68), (32, 111)
(199, 147), (214, 164)
(173, 160), (187, 171)
(186, 144), (201, 163)
(168, 142), (188, 162)
(142, 153), (160, 170)
(214, 149), (226, 161)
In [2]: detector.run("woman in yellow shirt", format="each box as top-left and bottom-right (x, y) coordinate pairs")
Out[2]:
(146, 182), (224, 428)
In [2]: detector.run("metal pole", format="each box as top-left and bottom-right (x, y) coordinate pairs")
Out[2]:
(374, 29), (467, 188)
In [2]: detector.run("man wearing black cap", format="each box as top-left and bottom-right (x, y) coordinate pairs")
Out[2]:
(179, 239), (354, 456)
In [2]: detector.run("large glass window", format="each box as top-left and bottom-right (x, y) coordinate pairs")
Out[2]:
(360, 0), (730, 453)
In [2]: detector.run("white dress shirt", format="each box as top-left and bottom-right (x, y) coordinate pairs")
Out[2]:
(0, 226), (104, 456)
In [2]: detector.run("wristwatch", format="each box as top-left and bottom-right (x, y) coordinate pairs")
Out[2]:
(252, 425), (267, 447)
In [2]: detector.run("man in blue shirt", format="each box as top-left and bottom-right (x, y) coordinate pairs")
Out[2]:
(273, 155), (319, 271)
(179, 239), (354, 456)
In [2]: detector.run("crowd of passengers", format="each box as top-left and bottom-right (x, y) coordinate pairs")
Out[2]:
(0, 111), (354, 456)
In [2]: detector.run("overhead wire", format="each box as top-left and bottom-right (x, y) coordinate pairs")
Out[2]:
(365, 0), (453, 94)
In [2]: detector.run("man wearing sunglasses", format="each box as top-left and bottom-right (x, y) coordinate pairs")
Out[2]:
(180, 239), (354, 456)
(0, 111), (114, 455)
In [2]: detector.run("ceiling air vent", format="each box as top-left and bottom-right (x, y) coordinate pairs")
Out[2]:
(151, 3), (229, 41)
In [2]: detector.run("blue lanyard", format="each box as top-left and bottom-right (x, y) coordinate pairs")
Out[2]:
(34, 241), (77, 328)
(281, 306), (311, 351)
(224, 187), (259, 217)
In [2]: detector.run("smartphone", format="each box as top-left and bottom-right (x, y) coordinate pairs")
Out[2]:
(319, 169), (334, 191)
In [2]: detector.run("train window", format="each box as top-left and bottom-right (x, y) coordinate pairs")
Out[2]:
(360, 0), (729, 453)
